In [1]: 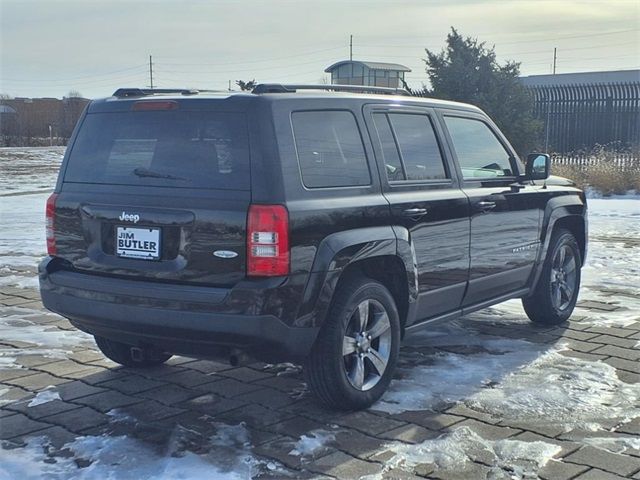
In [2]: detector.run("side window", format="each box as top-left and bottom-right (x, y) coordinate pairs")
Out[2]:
(292, 110), (371, 188)
(372, 114), (404, 181)
(444, 116), (514, 179)
(372, 112), (448, 182)
(388, 114), (447, 181)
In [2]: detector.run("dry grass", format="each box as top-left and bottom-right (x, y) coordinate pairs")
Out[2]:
(551, 146), (640, 196)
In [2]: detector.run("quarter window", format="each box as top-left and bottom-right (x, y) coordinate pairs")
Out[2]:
(444, 116), (514, 179)
(292, 110), (371, 188)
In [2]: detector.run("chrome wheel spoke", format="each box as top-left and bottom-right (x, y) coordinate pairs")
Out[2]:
(357, 301), (369, 332)
(561, 281), (574, 300)
(368, 312), (390, 339)
(562, 250), (573, 268)
(565, 259), (576, 274)
(553, 285), (562, 307)
(349, 355), (365, 389)
(343, 336), (357, 356)
(366, 348), (387, 376)
(558, 246), (566, 266)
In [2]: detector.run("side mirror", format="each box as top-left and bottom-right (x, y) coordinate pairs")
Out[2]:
(525, 153), (550, 180)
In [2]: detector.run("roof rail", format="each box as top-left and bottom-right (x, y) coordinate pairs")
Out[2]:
(112, 88), (224, 98)
(251, 83), (411, 96)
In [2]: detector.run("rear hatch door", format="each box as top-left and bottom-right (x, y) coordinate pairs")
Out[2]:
(56, 100), (251, 287)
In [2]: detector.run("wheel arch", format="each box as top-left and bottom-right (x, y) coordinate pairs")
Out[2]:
(335, 255), (411, 335)
(529, 194), (587, 295)
(295, 226), (418, 333)
(552, 215), (586, 265)
(539, 193), (588, 265)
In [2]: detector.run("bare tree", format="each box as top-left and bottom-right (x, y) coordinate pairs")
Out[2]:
(66, 90), (83, 98)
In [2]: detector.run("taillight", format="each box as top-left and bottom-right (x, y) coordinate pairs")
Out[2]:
(46, 193), (58, 256)
(247, 205), (289, 277)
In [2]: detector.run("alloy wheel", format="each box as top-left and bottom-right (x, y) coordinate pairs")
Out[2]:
(550, 244), (578, 311)
(342, 299), (392, 391)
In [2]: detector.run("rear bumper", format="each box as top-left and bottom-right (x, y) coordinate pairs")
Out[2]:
(38, 257), (318, 361)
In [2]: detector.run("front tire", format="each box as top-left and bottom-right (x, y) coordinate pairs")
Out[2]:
(304, 276), (401, 410)
(523, 229), (581, 325)
(94, 336), (172, 368)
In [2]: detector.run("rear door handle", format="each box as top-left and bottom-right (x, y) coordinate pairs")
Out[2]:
(402, 207), (428, 218)
(476, 201), (497, 212)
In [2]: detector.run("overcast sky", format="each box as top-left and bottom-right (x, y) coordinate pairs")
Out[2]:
(1, 0), (638, 99)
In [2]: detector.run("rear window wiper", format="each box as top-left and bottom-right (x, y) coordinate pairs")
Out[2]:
(133, 167), (188, 181)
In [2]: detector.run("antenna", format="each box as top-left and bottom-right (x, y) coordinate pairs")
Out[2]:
(148, 55), (154, 90)
(350, 34), (353, 61)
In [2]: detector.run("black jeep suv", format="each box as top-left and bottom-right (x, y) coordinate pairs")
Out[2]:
(40, 84), (587, 410)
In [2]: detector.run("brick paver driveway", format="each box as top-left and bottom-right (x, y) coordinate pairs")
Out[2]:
(1, 283), (639, 479)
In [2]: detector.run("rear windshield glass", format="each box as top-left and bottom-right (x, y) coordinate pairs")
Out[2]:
(64, 111), (250, 190)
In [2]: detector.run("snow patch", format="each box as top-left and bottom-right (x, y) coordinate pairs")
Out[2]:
(468, 350), (640, 428)
(289, 430), (335, 457)
(0, 435), (249, 480)
(0, 347), (70, 370)
(376, 333), (640, 430)
(106, 409), (137, 424)
(374, 336), (544, 414)
(0, 356), (18, 369)
(28, 387), (60, 407)
(0, 271), (39, 290)
(582, 436), (640, 454)
(208, 423), (251, 449)
(376, 426), (560, 480)
(0, 147), (64, 196)
(578, 198), (640, 327)
(0, 422), (286, 480)
(0, 308), (92, 349)
(0, 192), (49, 290)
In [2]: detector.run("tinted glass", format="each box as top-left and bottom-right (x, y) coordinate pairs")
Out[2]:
(372, 114), (404, 181)
(388, 114), (447, 181)
(292, 110), (370, 188)
(65, 111), (249, 189)
(444, 116), (513, 179)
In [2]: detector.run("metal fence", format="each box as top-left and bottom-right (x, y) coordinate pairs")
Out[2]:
(529, 82), (640, 153)
(551, 153), (640, 172)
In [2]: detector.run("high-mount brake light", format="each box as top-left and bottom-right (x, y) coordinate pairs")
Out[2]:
(132, 100), (179, 111)
(247, 205), (289, 277)
(46, 193), (58, 255)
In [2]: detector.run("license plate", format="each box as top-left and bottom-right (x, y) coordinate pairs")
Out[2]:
(116, 226), (161, 260)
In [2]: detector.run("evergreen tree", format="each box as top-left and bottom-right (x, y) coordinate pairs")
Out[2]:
(422, 28), (541, 155)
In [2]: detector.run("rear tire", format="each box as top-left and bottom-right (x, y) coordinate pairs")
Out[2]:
(523, 229), (581, 325)
(94, 336), (172, 368)
(304, 276), (401, 411)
